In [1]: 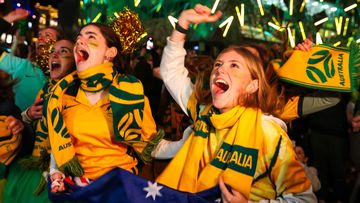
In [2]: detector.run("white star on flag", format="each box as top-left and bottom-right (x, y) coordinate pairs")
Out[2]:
(143, 181), (163, 201)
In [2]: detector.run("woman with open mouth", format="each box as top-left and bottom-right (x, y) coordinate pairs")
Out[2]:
(24, 38), (76, 123)
(0, 9), (67, 203)
(46, 22), (159, 194)
(156, 4), (317, 203)
(0, 8), (61, 112)
(3, 39), (76, 203)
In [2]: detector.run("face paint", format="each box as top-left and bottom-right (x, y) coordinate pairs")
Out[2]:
(88, 40), (99, 48)
(74, 25), (113, 72)
(61, 55), (73, 59)
(49, 40), (75, 80)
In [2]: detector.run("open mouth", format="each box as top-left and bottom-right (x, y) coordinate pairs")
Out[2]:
(76, 49), (89, 63)
(213, 79), (229, 94)
(51, 62), (61, 71)
(36, 43), (46, 51)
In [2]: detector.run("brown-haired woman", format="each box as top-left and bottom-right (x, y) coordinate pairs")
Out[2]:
(47, 22), (159, 193)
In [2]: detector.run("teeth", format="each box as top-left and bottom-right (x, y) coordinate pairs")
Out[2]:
(215, 78), (229, 91)
(51, 61), (61, 70)
(215, 79), (227, 85)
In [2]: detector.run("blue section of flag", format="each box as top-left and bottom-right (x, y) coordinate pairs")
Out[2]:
(48, 167), (221, 203)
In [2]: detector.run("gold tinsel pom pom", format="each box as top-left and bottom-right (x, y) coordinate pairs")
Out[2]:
(111, 8), (147, 54)
(33, 39), (55, 76)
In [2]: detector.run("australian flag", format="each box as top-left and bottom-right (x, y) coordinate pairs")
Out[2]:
(48, 167), (222, 203)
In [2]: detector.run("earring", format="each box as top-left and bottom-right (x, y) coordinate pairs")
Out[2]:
(105, 56), (112, 61)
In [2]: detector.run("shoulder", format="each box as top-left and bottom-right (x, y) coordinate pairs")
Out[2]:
(261, 114), (287, 133)
(260, 115), (283, 147)
(261, 114), (294, 158)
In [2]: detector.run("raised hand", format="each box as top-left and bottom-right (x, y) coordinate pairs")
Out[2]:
(294, 38), (314, 52)
(27, 98), (44, 120)
(171, 4), (222, 42)
(3, 8), (29, 23)
(178, 4), (222, 29)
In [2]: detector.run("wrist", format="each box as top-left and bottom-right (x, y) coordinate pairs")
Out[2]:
(26, 108), (34, 120)
(3, 16), (13, 24)
(175, 22), (188, 34)
(50, 169), (65, 180)
(177, 18), (190, 30)
(21, 108), (33, 123)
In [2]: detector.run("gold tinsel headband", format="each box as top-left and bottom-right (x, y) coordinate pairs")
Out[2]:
(32, 38), (56, 76)
(111, 8), (147, 54)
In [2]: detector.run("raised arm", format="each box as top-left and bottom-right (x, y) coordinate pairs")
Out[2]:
(160, 4), (221, 113)
(170, 4), (222, 42)
(3, 8), (29, 24)
(0, 8), (28, 34)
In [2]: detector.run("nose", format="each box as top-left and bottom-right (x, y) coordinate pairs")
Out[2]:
(217, 64), (226, 74)
(38, 35), (45, 43)
(52, 50), (60, 58)
(76, 36), (85, 46)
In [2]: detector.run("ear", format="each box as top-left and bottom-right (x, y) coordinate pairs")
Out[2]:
(246, 79), (259, 94)
(105, 46), (118, 59)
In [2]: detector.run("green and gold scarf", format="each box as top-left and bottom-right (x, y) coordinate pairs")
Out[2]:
(272, 43), (360, 92)
(47, 62), (159, 176)
(32, 79), (58, 157)
(17, 79), (58, 195)
(157, 94), (264, 198)
(20, 79), (57, 167)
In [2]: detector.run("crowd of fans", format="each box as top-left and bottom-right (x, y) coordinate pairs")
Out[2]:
(1, 4), (360, 203)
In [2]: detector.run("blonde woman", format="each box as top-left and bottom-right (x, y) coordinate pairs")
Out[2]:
(156, 4), (316, 202)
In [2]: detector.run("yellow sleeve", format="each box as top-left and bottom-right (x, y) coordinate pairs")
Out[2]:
(279, 96), (300, 123)
(266, 122), (312, 197)
(141, 96), (157, 141)
(250, 118), (313, 201)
